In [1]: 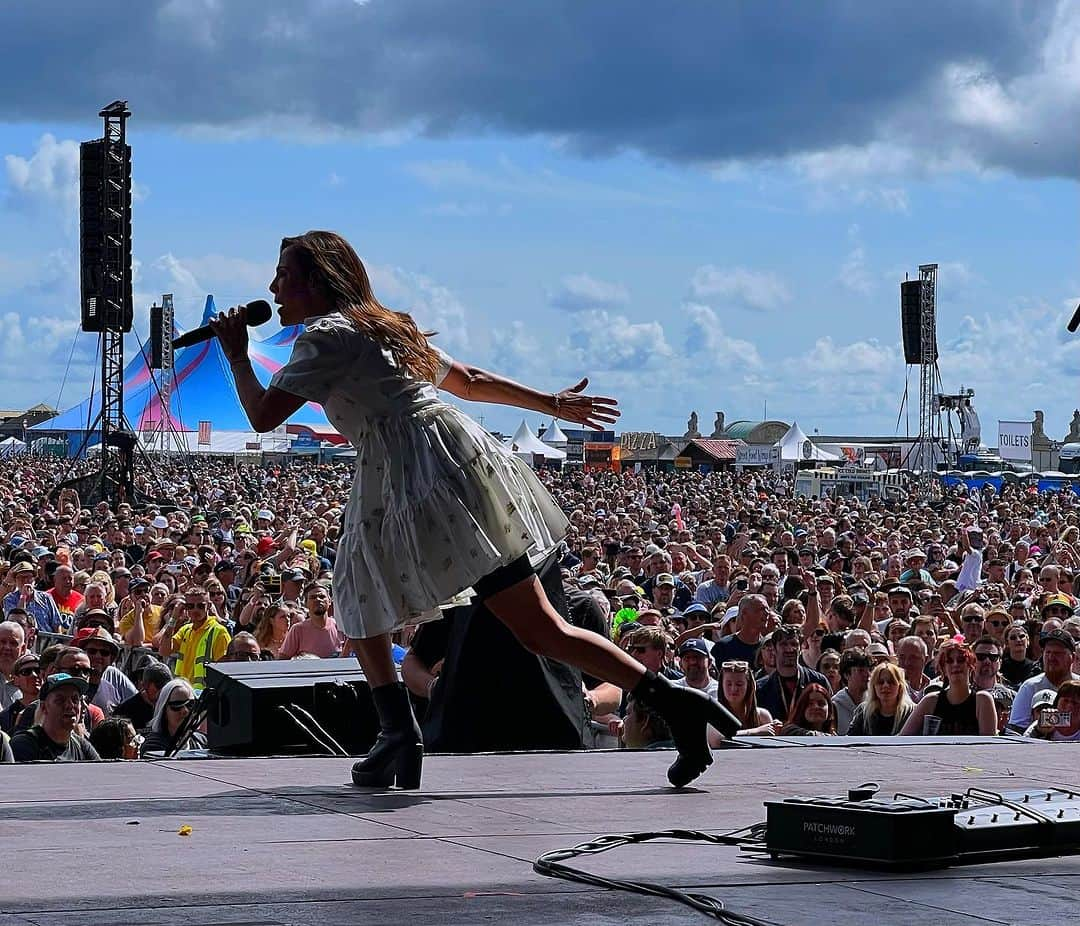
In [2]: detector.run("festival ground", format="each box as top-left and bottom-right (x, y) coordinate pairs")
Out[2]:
(5, 740), (1080, 925)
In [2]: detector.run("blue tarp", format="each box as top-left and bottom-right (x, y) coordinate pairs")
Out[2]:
(34, 296), (330, 437)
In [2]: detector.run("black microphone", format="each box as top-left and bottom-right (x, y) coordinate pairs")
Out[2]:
(172, 300), (273, 348)
(1068, 303), (1080, 334)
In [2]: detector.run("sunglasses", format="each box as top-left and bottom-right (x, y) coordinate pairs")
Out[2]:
(64, 666), (91, 677)
(184, 602), (208, 610)
(962, 616), (984, 624)
(166, 699), (196, 711)
(721, 661), (750, 672)
(83, 647), (114, 658)
(230, 653), (260, 662)
(974, 652), (1000, 661)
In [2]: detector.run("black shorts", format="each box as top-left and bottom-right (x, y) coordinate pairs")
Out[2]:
(472, 554), (535, 601)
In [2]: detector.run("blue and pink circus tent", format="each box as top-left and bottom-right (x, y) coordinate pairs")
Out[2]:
(34, 296), (337, 452)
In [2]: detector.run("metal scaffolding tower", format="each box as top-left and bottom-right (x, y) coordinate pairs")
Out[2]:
(147, 293), (177, 454)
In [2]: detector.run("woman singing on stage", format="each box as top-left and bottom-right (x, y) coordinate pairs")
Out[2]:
(212, 231), (739, 790)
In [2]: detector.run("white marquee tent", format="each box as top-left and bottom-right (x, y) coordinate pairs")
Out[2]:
(506, 420), (567, 460)
(776, 421), (840, 463)
(541, 419), (569, 446)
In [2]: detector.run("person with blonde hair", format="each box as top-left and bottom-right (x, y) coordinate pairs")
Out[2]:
(847, 662), (914, 736)
(211, 230), (739, 790)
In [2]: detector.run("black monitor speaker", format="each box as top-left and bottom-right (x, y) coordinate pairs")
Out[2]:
(205, 658), (379, 756)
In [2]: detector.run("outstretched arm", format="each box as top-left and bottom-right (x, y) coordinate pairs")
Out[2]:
(440, 360), (619, 430)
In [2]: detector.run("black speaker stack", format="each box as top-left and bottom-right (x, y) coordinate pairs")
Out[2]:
(79, 138), (133, 333)
(900, 279), (937, 365)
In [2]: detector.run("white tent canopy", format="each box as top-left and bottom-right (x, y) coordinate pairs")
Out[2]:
(506, 420), (567, 459)
(541, 420), (569, 445)
(0, 436), (25, 456)
(776, 421), (840, 463)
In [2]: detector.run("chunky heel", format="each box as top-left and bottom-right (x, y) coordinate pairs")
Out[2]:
(351, 682), (425, 790)
(631, 670), (742, 788)
(393, 744), (424, 790)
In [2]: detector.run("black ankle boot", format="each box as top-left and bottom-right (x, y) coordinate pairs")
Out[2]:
(632, 670), (742, 788)
(352, 682), (424, 789)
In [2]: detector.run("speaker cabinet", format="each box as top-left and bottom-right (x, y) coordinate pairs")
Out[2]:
(205, 658), (378, 756)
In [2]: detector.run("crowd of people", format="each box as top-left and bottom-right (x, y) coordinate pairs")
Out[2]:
(3, 454), (1080, 764)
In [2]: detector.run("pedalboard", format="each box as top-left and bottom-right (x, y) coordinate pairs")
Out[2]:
(762, 787), (1080, 869)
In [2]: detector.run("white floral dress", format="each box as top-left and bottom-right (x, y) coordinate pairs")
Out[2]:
(269, 312), (569, 639)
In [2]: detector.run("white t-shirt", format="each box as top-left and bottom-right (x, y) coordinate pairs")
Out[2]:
(1009, 672), (1080, 730)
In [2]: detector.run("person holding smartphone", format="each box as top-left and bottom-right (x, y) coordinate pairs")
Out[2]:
(1024, 681), (1080, 741)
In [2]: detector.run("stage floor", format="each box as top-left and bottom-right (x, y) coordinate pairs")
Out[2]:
(5, 739), (1080, 925)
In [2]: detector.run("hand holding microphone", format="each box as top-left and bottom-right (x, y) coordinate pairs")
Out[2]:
(201, 300), (273, 365)
(175, 299), (273, 351)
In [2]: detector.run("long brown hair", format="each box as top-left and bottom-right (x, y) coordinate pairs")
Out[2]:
(786, 683), (837, 733)
(281, 231), (441, 383)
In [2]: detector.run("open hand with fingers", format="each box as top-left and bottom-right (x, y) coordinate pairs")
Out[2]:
(554, 378), (619, 430)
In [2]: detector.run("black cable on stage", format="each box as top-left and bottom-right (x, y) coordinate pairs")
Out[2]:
(533, 825), (776, 925)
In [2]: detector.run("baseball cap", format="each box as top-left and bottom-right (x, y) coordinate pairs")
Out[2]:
(40, 672), (89, 699)
(10, 561), (34, 575)
(256, 537), (275, 556)
(678, 638), (711, 658)
(257, 509), (274, 521)
(214, 560), (237, 574)
(128, 577), (151, 592)
(682, 602), (709, 617)
(867, 642), (892, 659)
(1041, 628), (1077, 652)
(656, 573), (675, 587)
(280, 568), (307, 583)
(1032, 688), (1058, 710)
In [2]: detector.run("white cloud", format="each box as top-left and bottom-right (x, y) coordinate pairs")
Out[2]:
(682, 303), (762, 367)
(3, 134), (79, 213)
(689, 265), (791, 312)
(490, 319), (541, 372)
(549, 273), (629, 312)
(839, 246), (874, 296)
(368, 264), (470, 353)
(560, 309), (672, 372)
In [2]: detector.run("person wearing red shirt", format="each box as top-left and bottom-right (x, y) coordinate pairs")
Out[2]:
(47, 565), (84, 626)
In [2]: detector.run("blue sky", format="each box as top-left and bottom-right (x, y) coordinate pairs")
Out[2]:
(0, 1), (1077, 438)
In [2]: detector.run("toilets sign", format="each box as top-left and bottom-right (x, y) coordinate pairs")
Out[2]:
(998, 420), (1032, 462)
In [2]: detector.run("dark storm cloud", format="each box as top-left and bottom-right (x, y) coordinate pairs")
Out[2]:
(0, 1), (1070, 176)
